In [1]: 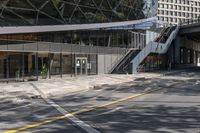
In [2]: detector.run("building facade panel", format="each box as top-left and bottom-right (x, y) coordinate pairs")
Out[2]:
(157, 0), (200, 24)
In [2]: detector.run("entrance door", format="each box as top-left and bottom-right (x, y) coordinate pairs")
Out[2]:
(75, 57), (88, 76)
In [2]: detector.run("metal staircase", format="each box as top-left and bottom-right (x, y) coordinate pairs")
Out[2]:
(111, 49), (140, 74)
(108, 48), (139, 74)
(131, 24), (180, 73)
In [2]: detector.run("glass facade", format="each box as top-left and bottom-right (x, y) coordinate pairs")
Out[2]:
(0, 51), (99, 80)
(0, 0), (153, 80)
(139, 53), (163, 72)
(0, 52), (38, 80)
(0, 30), (146, 48)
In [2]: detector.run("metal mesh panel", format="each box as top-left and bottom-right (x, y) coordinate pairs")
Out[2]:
(71, 44), (81, 53)
(80, 45), (90, 53)
(24, 43), (38, 52)
(0, 45), (7, 51)
(37, 42), (50, 52)
(7, 44), (23, 51)
(89, 46), (98, 54)
(0, 0), (148, 26)
(62, 44), (72, 53)
(50, 43), (61, 53)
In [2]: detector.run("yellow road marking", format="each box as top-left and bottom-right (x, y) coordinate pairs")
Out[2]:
(4, 88), (161, 133)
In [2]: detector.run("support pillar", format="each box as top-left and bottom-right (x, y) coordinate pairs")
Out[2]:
(22, 52), (25, 81)
(71, 53), (73, 77)
(174, 35), (182, 64)
(6, 52), (9, 82)
(48, 53), (54, 79)
(74, 54), (76, 77)
(60, 53), (62, 78)
(35, 52), (38, 80)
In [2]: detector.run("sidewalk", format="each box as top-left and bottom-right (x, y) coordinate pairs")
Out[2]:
(0, 74), (136, 99)
(2, 69), (196, 100)
(32, 74), (135, 97)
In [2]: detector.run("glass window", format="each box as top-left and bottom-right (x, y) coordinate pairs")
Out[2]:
(180, 48), (184, 64)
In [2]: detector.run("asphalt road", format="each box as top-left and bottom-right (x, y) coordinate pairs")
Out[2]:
(1, 72), (200, 133)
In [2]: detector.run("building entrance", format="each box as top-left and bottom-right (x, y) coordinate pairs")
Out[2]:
(75, 57), (88, 76)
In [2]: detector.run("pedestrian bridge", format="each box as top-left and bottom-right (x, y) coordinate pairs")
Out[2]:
(0, 17), (157, 34)
(179, 19), (200, 34)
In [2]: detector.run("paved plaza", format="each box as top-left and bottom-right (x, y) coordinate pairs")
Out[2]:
(1, 70), (200, 133)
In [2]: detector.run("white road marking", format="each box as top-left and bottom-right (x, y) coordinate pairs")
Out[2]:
(30, 83), (100, 133)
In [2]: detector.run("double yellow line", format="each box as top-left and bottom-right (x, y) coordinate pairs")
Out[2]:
(5, 88), (161, 133)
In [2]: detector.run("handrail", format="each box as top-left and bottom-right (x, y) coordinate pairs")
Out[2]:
(0, 17), (157, 34)
(180, 17), (200, 26)
(0, 41), (128, 55)
(107, 48), (138, 74)
(154, 27), (168, 42)
(115, 49), (133, 70)
(131, 23), (180, 74)
(107, 48), (130, 73)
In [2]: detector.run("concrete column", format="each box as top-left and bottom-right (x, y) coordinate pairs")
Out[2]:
(183, 48), (188, 64)
(22, 52), (25, 81)
(174, 35), (182, 64)
(48, 53), (54, 79)
(28, 54), (32, 73)
(131, 33), (134, 48)
(35, 52), (38, 80)
(134, 33), (137, 48)
(60, 53), (62, 78)
(6, 52), (9, 80)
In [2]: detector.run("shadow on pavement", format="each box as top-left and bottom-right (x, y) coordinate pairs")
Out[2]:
(1, 76), (200, 132)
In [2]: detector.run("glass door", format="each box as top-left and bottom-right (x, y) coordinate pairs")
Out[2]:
(81, 58), (87, 75)
(75, 57), (88, 76)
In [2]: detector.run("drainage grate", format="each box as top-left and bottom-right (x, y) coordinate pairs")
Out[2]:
(30, 95), (42, 99)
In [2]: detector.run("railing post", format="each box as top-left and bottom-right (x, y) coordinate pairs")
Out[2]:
(22, 52), (25, 82)
(35, 52), (38, 80)
(22, 43), (25, 81)
(60, 52), (62, 78)
(6, 52), (9, 82)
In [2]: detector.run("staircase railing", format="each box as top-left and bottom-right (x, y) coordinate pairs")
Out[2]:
(107, 48), (137, 74)
(131, 24), (180, 74)
(106, 48), (128, 73)
(180, 17), (200, 26)
(115, 49), (135, 71)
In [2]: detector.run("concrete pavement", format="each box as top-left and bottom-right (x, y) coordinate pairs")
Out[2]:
(1, 71), (200, 133)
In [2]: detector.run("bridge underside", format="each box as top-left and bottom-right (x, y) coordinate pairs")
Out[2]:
(172, 27), (200, 69)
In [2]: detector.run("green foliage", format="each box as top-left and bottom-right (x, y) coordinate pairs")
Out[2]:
(40, 64), (48, 79)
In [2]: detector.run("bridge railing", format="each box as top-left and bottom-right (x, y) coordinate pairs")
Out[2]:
(0, 41), (128, 55)
(180, 18), (200, 26)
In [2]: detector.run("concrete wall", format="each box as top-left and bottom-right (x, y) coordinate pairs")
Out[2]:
(97, 55), (105, 74)
(98, 54), (121, 74)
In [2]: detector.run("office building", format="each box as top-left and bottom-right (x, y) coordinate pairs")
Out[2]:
(157, 0), (200, 24)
